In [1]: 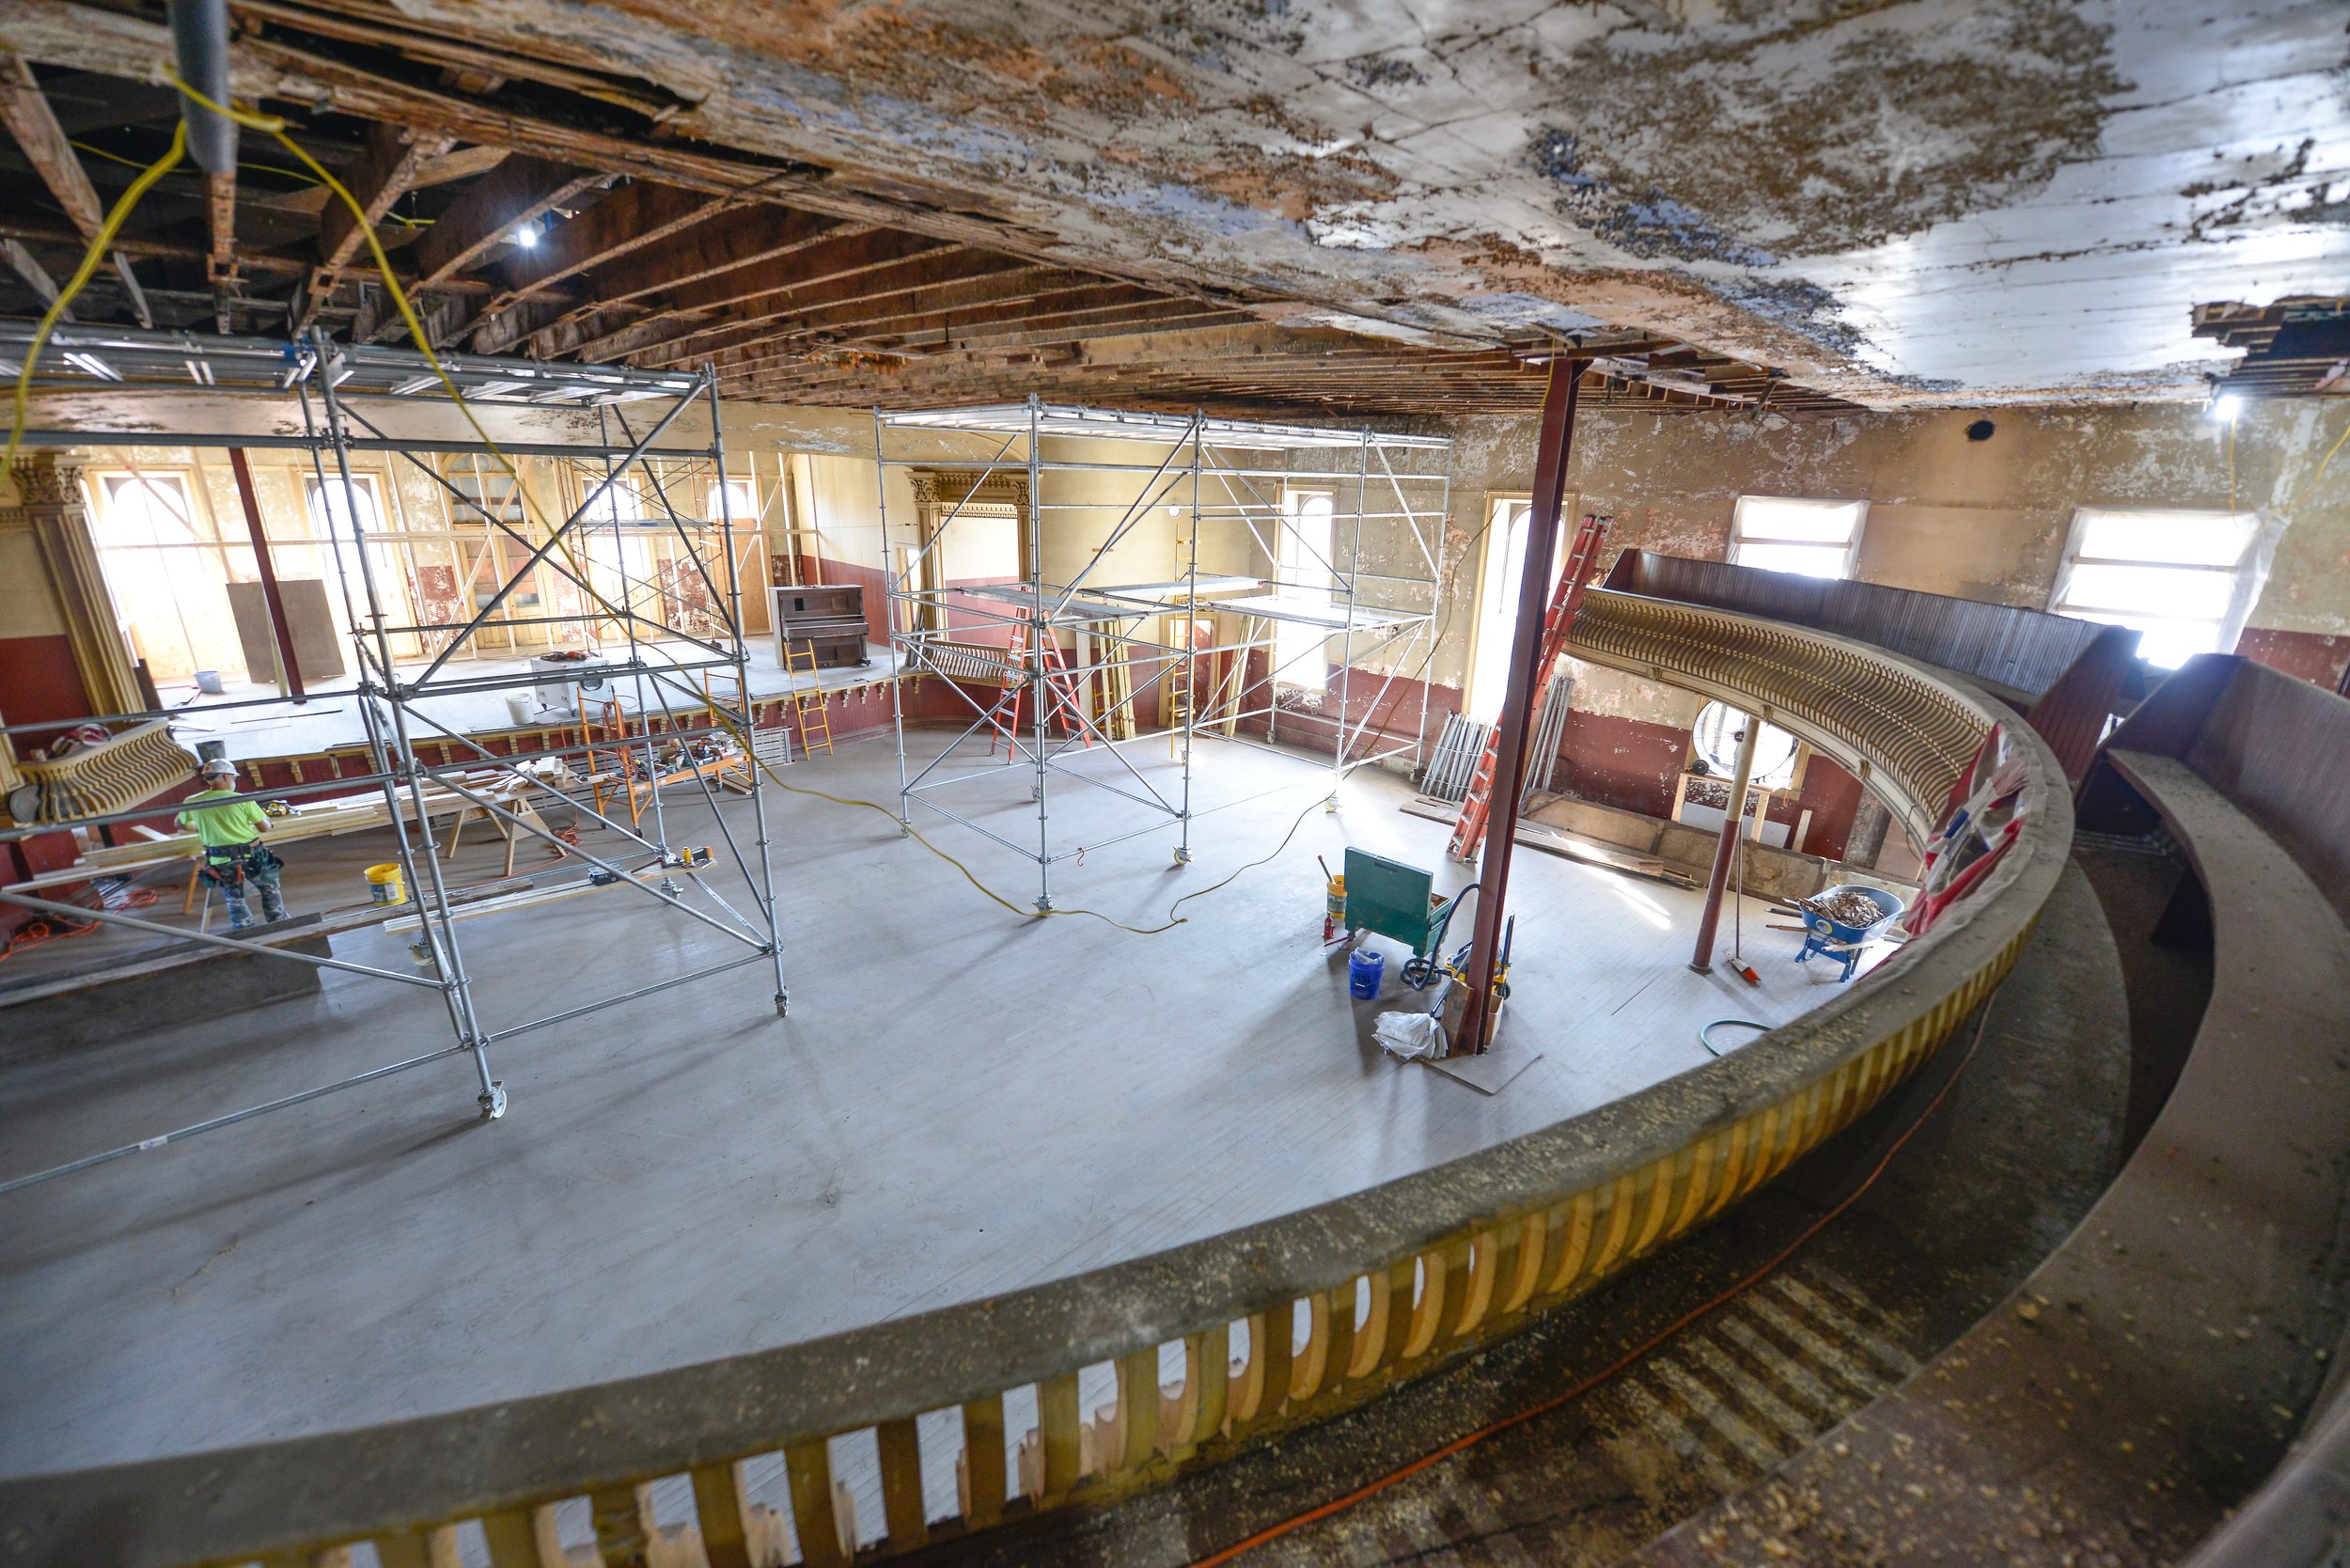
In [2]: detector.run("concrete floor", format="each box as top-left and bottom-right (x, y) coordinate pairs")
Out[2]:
(0, 729), (1879, 1481)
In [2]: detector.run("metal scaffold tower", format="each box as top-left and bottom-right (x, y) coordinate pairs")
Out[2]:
(872, 398), (1451, 911)
(0, 323), (789, 1193)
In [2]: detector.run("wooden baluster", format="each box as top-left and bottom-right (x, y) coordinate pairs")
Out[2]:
(1183, 1324), (1230, 1454)
(477, 1508), (542, 1567)
(962, 1394), (1007, 1528)
(1403, 1242), (1465, 1360)
(1245, 1303), (1292, 1431)
(1374, 1256), (1418, 1370)
(1737, 1104), (1785, 1202)
(690, 1463), (757, 1568)
(1349, 1269), (1391, 1380)
(1671, 1137), (1718, 1242)
(371, 1536), (430, 1568)
(588, 1484), (654, 1568)
(1039, 1371), (1083, 1499)
(1288, 1291), (1333, 1404)
(531, 1506), (571, 1568)
(783, 1441), (848, 1568)
(1499, 1212), (1549, 1318)
(1118, 1347), (1162, 1473)
(1626, 1154), (1680, 1263)
(1702, 1120), (1753, 1221)
(876, 1417), (928, 1550)
(1585, 1172), (1641, 1282)
(1454, 1226), (1503, 1341)
(369, 1529), (462, 1568)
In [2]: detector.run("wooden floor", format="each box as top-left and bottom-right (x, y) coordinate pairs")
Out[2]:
(0, 729), (1884, 1482)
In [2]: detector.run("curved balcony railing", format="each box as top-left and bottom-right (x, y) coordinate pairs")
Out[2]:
(0, 588), (2073, 1568)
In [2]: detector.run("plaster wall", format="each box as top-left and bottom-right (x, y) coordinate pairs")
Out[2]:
(1441, 399), (2350, 827)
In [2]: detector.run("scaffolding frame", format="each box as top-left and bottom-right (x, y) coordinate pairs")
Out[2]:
(873, 398), (1451, 911)
(0, 325), (789, 1195)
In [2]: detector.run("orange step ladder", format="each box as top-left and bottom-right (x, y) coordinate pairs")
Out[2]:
(1448, 514), (1610, 863)
(984, 614), (1093, 759)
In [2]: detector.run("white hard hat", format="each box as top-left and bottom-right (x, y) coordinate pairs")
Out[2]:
(200, 758), (238, 776)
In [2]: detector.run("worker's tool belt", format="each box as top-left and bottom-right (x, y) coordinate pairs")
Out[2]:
(198, 841), (282, 889)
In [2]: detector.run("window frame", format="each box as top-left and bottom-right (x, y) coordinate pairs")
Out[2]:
(1465, 492), (1541, 724)
(1271, 486), (1337, 693)
(2045, 504), (2264, 669)
(1727, 494), (1869, 580)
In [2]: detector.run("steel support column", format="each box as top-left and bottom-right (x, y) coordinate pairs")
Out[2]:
(225, 447), (306, 701)
(1454, 358), (1584, 1057)
(1689, 713), (1761, 974)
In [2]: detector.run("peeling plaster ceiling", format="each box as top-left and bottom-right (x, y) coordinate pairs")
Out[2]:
(5, 0), (2346, 408)
(308, 0), (2350, 404)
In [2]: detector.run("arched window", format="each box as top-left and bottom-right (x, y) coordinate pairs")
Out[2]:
(1690, 700), (1800, 790)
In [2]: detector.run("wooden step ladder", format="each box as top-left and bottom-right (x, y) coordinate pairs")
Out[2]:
(1448, 514), (1610, 863)
(788, 648), (834, 758)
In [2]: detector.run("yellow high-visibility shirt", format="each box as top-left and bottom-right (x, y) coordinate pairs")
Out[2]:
(178, 788), (269, 849)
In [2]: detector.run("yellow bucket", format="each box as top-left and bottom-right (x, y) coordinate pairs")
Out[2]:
(364, 862), (406, 905)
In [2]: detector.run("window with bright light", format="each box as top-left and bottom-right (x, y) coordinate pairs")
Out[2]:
(708, 478), (756, 525)
(302, 472), (411, 634)
(1466, 495), (1558, 724)
(92, 471), (241, 682)
(2049, 507), (2262, 668)
(1729, 495), (1868, 579)
(303, 472), (384, 540)
(1272, 489), (1334, 692)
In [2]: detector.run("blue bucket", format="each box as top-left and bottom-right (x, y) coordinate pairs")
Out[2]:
(1348, 948), (1385, 999)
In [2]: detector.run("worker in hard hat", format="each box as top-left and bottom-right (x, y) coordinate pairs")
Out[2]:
(178, 759), (287, 931)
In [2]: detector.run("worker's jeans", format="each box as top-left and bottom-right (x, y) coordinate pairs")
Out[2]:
(211, 853), (286, 931)
(224, 861), (285, 931)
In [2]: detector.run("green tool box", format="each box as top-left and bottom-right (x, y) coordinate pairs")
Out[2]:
(1341, 848), (1465, 957)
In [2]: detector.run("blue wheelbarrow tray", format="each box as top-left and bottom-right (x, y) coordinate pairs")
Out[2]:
(1794, 883), (1905, 981)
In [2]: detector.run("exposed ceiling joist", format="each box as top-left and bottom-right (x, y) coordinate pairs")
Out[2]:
(296, 119), (455, 334)
(0, 52), (149, 325)
(399, 153), (603, 298)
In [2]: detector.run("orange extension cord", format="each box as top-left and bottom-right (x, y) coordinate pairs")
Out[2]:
(1188, 984), (2005, 1568)
(0, 883), (158, 965)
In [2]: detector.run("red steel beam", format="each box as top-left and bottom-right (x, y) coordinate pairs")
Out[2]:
(1454, 357), (1584, 1055)
(226, 447), (305, 702)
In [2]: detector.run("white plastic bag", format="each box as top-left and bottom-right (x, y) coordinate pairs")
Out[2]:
(1374, 1009), (1446, 1061)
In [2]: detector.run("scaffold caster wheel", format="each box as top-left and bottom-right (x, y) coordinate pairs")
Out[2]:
(775, 993), (791, 1017)
(478, 1081), (507, 1121)
(1172, 845), (1193, 865)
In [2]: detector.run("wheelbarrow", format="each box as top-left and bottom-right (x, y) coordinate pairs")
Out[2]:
(1340, 848), (1475, 985)
(1794, 884), (1905, 981)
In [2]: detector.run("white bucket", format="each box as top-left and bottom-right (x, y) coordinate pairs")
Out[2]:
(194, 669), (226, 695)
(506, 694), (534, 726)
